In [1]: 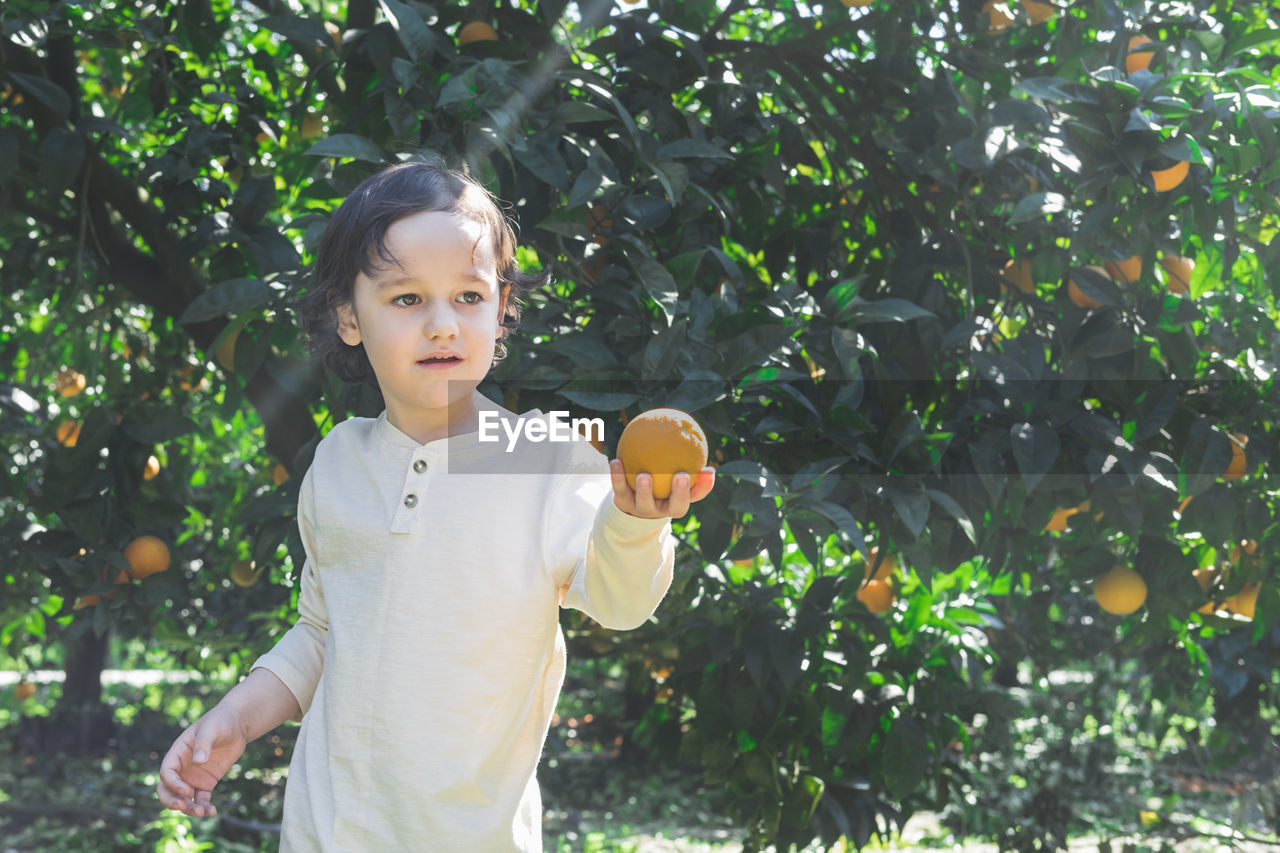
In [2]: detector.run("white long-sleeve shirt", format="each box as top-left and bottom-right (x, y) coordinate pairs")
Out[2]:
(249, 408), (674, 851)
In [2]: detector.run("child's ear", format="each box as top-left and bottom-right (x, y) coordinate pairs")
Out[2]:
(334, 301), (361, 347)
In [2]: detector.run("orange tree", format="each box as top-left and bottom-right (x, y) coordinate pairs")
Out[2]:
(2, 0), (1279, 849)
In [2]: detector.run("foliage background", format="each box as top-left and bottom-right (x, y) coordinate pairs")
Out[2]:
(2, 0), (1280, 849)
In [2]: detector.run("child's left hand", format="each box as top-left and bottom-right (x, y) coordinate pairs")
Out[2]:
(609, 461), (716, 520)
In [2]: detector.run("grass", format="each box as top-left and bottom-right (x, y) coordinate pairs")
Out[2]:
(3, 655), (1279, 852)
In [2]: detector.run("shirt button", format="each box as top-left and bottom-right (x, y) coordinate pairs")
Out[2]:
(413, 460), (427, 473)
(404, 494), (418, 508)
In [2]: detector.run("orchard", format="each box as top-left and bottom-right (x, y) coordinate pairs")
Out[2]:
(2, 0), (1279, 850)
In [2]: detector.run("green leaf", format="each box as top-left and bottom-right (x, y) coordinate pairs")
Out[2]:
(304, 133), (387, 163)
(887, 486), (930, 539)
(1190, 30), (1225, 64)
(551, 101), (615, 125)
(1224, 26), (1280, 60)
(926, 489), (977, 545)
(625, 249), (680, 324)
(376, 0), (438, 62)
(1010, 422), (1060, 494)
(882, 717), (929, 800)
(654, 138), (734, 161)
(40, 129), (87, 195)
(179, 278), (274, 324)
(120, 419), (200, 444)
(842, 297), (935, 325)
(256, 14), (334, 48)
(8, 71), (71, 118)
(1014, 78), (1102, 105)
(1008, 191), (1066, 225)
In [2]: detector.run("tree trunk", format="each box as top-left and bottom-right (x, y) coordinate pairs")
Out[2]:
(38, 627), (117, 755)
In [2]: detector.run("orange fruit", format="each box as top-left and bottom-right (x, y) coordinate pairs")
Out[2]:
(1159, 255), (1193, 295)
(1093, 566), (1147, 615)
(119, 535), (171, 581)
(1000, 259), (1034, 294)
(1225, 583), (1261, 619)
(56, 420), (81, 447)
(231, 559), (260, 587)
(1151, 160), (1189, 193)
(864, 546), (898, 582)
(272, 463), (290, 485)
(55, 369), (87, 397)
(144, 455), (161, 481)
(1044, 506), (1076, 533)
(857, 579), (895, 614)
(15, 682), (35, 701)
(1223, 433), (1247, 481)
(586, 203), (613, 232)
(1067, 266), (1109, 309)
(215, 326), (241, 370)
(458, 21), (498, 45)
(1126, 35), (1154, 74)
(1230, 538), (1259, 560)
(616, 408), (708, 500)
(178, 365), (207, 392)
(1193, 568), (1219, 614)
(1021, 0), (1054, 23)
(301, 114), (324, 140)
(1103, 255), (1142, 283)
(982, 0), (1014, 31)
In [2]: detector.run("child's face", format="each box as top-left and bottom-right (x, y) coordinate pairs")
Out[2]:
(335, 210), (509, 426)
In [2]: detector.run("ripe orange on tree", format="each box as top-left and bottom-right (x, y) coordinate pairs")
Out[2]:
(1103, 255), (1142, 283)
(56, 420), (81, 447)
(1222, 433), (1247, 481)
(1159, 255), (1193, 295)
(857, 579), (895, 614)
(1193, 567), (1219, 615)
(144, 455), (161, 481)
(300, 113), (324, 140)
(458, 21), (498, 46)
(1151, 160), (1190, 193)
(615, 408), (708, 500)
(864, 546), (897, 581)
(178, 364), (207, 392)
(982, 0), (1014, 31)
(1021, 0), (1054, 23)
(55, 368), (87, 397)
(1225, 583), (1261, 620)
(1000, 258), (1034, 294)
(116, 535), (171, 582)
(1067, 266), (1110, 309)
(215, 326), (241, 370)
(1093, 566), (1147, 615)
(15, 681), (36, 701)
(1126, 35), (1154, 74)
(231, 559), (260, 587)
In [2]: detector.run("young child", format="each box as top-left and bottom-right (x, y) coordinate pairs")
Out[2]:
(155, 157), (716, 851)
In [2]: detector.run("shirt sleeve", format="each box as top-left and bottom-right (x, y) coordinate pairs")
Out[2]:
(249, 465), (327, 721)
(543, 449), (675, 631)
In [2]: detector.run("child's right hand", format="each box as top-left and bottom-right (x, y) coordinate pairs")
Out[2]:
(156, 704), (248, 818)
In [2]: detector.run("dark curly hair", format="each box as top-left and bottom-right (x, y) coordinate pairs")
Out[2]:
(293, 153), (550, 388)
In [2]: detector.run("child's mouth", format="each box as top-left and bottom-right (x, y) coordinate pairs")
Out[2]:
(417, 357), (461, 369)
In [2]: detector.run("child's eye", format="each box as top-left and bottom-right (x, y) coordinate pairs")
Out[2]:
(392, 293), (483, 307)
